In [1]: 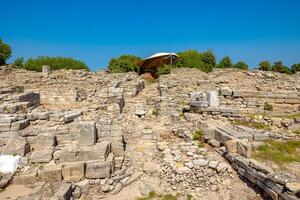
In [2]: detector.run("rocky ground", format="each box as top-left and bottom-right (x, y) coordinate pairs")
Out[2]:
(0, 66), (299, 200)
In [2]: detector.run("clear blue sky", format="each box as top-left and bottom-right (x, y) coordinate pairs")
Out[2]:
(1, 0), (300, 71)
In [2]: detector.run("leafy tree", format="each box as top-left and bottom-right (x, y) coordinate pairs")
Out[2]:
(108, 55), (141, 73)
(272, 61), (292, 75)
(13, 57), (24, 67)
(218, 56), (233, 68)
(201, 50), (216, 66)
(258, 61), (271, 71)
(291, 63), (300, 74)
(234, 61), (248, 70)
(0, 38), (12, 65)
(175, 50), (202, 68)
(24, 56), (89, 72)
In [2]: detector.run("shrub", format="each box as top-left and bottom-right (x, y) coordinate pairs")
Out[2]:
(157, 64), (173, 75)
(0, 38), (12, 65)
(234, 61), (248, 70)
(291, 63), (300, 74)
(201, 50), (216, 66)
(258, 61), (271, 71)
(271, 61), (292, 75)
(218, 56), (233, 68)
(108, 55), (141, 73)
(24, 56), (89, 72)
(13, 57), (24, 67)
(264, 102), (273, 111)
(192, 129), (205, 143)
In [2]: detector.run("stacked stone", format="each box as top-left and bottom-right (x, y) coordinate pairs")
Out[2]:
(158, 142), (232, 192)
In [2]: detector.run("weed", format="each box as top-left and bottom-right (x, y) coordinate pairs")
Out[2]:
(232, 120), (271, 131)
(136, 192), (178, 200)
(273, 113), (300, 119)
(0, 188), (5, 193)
(264, 102), (273, 111)
(152, 109), (159, 117)
(187, 194), (193, 200)
(253, 140), (300, 165)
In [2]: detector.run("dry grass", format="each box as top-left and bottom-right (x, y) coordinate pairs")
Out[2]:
(232, 120), (271, 131)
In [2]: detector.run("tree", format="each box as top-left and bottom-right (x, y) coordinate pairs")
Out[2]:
(24, 56), (89, 72)
(272, 61), (292, 75)
(291, 63), (300, 74)
(218, 56), (233, 68)
(201, 50), (216, 66)
(108, 55), (141, 73)
(234, 61), (248, 70)
(258, 61), (271, 71)
(0, 39), (12, 65)
(13, 57), (24, 67)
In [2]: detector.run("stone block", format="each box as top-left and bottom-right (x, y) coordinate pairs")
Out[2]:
(78, 121), (96, 146)
(10, 119), (29, 131)
(214, 128), (234, 144)
(63, 111), (82, 124)
(234, 155), (249, 169)
(38, 162), (62, 182)
(3, 136), (29, 156)
(256, 180), (278, 200)
(208, 91), (219, 107)
(42, 65), (51, 76)
(34, 134), (56, 150)
(62, 162), (85, 182)
(237, 139), (252, 158)
(193, 159), (208, 167)
(0, 123), (11, 132)
(31, 149), (53, 163)
(85, 160), (111, 179)
(53, 181), (73, 200)
(225, 139), (238, 153)
(220, 88), (233, 96)
(13, 167), (38, 185)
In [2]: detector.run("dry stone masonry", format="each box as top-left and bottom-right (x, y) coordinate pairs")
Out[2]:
(0, 66), (299, 200)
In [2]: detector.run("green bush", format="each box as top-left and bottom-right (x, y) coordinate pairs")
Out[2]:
(234, 61), (248, 70)
(271, 61), (292, 75)
(218, 56), (233, 68)
(13, 57), (24, 67)
(264, 102), (273, 111)
(291, 63), (300, 74)
(23, 56), (89, 72)
(0, 38), (12, 65)
(157, 64), (173, 75)
(175, 50), (214, 73)
(258, 61), (271, 71)
(108, 55), (141, 73)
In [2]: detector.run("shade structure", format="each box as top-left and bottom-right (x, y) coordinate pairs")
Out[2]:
(138, 52), (178, 73)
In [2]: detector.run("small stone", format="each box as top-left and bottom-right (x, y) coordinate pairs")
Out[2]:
(208, 161), (218, 169)
(101, 184), (110, 192)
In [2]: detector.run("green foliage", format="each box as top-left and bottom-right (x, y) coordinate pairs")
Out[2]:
(175, 50), (213, 73)
(108, 54), (141, 73)
(157, 64), (173, 75)
(264, 102), (273, 111)
(201, 50), (216, 66)
(13, 57), (24, 67)
(218, 56), (233, 68)
(272, 61), (292, 75)
(234, 61), (248, 70)
(291, 63), (300, 74)
(187, 194), (193, 200)
(0, 188), (6, 193)
(23, 56), (89, 72)
(192, 129), (205, 144)
(273, 113), (300, 119)
(258, 61), (271, 71)
(0, 38), (12, 65)
(253, 140), (300, 164)
(136, 191), (177, 200)
(232, 120), (271, 130)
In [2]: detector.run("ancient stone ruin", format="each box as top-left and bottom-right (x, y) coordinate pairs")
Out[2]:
(0, 66), (299, 200)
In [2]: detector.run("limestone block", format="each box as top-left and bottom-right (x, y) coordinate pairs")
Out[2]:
(38, 162), (62, 182)
(34, 134), (56, 150)
(31, 148), (53, 163)
(10, 119), (29, 131)
(3, 136), (29, 156)
(63, 111), (82, 124)
(208, 91), (219, 107)
(53, 181), (73, 200)
(13, 167), (38, 185)
(225, 139), (238, 153)
(0, 123), (11, 132)
(62, 162), (85, 183)
(85, 161), (111, 179)
(78, 121), (96, 146)
(42, 65), (51, 76)
(237, 139), (252, 158)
